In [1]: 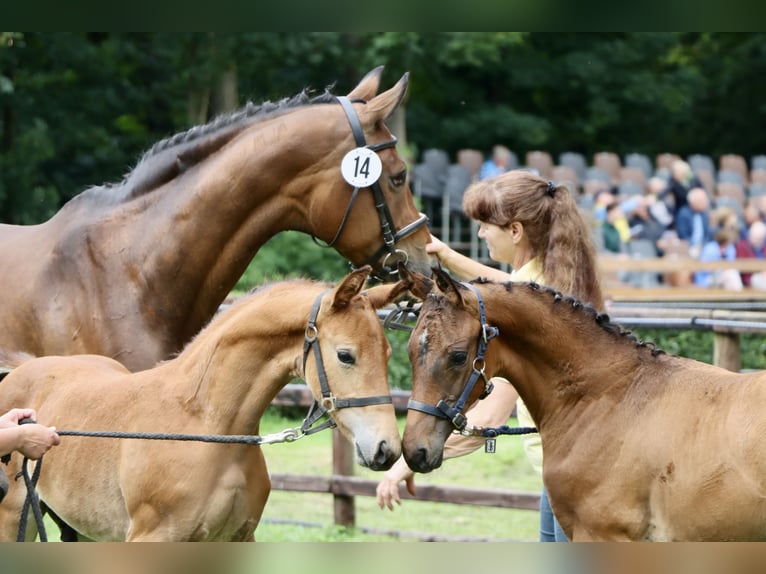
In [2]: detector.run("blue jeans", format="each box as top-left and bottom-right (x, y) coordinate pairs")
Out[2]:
(539, 486), (568, 542)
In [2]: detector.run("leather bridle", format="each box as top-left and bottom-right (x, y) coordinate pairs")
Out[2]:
(406, 283), (497, 431)
(312, 96), (429, 278)
(299, 289), (393, 435)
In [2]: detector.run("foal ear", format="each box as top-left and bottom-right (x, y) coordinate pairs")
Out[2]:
(346, 66), (384, 101)
(332, 265), (372, 309)
(364, 280), (411, 310)
(397, 262), (433, 301)
(362, 72), (409, 121)
(433, 267), (464, 305)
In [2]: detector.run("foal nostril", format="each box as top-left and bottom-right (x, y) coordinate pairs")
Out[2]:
(404, 446), (432, 473)
(371, 440), (394, 469)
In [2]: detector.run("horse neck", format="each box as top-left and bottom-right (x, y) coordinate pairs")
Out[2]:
(88, 110), (340, 345)
(483, 283), (639, 430)
(172, 285), (317, 436)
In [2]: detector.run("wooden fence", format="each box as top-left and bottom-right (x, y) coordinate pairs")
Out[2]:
(269, 296), (766, 533)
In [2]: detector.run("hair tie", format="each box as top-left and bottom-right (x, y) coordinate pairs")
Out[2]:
(546, 180), (556, 197)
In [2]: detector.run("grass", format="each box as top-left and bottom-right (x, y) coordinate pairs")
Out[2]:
(256, 408), (542, 542)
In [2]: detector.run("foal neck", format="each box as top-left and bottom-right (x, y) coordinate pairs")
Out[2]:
(174, 283), (320, 434)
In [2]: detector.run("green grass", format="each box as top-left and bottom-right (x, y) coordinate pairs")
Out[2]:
(256, 408), (542, 542)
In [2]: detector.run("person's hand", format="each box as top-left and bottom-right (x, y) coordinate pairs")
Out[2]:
(376, 469), (417, 511)
(425, 234), (451, 261)
(16, 424), (60, 460)
(0, 408), (37, 430)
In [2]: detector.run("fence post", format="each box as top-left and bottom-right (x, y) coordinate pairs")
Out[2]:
(332, 428), (355, 527)
(713, 332), (741, 372)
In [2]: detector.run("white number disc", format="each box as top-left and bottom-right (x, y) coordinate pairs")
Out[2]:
(341, 147), (383, 187)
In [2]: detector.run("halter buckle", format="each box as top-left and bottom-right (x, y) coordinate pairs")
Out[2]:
(451, 412), (467, 431)
(321, 396), (337, 412)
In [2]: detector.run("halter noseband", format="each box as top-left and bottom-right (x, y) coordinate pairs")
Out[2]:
(313, 96), (428, 277)
(406, 283), (498, 431)
(299, 289), (393, 435)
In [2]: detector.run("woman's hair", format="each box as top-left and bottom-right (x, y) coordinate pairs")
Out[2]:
(462, 170), (604, 310)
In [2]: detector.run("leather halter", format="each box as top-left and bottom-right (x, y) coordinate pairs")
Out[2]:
(406, 283), (498, 431)
(313, 96), (428, 277)
(299, 289), (393, 435)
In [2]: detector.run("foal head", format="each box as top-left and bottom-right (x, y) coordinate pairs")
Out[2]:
(304, 266), (410, 470)
(398, 267), (493, 473)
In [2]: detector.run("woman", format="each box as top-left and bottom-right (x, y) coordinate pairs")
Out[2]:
(376, 170), (604, 542)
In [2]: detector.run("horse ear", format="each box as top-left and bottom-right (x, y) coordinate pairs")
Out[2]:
(433, 267), (464, 305)
(362, 72), (409, 121)
(332, 265), (372, 309)
(364, 280), (410, 310)
(346, 66), (384, 101)
(397, 262), (433, 301)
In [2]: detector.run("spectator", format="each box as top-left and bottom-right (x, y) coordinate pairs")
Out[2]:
(666, 160), (702, 212)
(479, 145), (513, 180)
(675, 187), (710, 258)
(645, 176), (674, 228)
(694, 227), (742, 290)
(602, 202), (628, 253)
(628, 196), (668, 248)
(735, 220), (766, 289)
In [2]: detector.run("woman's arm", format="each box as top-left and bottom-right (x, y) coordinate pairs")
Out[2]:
(427, 235), (511, 282)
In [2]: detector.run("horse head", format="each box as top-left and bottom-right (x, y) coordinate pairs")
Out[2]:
(397, 265), (492, 473)
(303, 67), (434, 280)
(303, 265), (409, 470)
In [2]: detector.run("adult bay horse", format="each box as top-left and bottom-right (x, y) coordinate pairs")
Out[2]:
(0, 266), (407, 541)
(0, 66), (432, 371)
(399, 266), (766, 541)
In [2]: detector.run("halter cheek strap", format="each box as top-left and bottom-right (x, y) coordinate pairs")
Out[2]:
(313, 96), (428, 276)
(406, 283), (498, 431)
(300, 290), (393, 435)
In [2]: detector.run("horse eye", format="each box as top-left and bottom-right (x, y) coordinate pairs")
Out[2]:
(337, 350), (356, 365)
(390, 170), (407, 188)
(449, 351), (468, 367)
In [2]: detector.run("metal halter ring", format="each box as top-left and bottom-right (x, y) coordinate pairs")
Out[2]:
(381, 249), (409, 275)
(472, 357), (486, 373)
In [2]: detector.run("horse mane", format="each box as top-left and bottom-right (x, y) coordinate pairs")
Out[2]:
(77, 88), (339, 207)
(468, 277), (667, 357)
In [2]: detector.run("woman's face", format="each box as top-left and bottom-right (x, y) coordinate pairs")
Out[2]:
(477, 221), (515, 263)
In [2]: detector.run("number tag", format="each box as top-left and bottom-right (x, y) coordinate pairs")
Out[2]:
(341, 147), (383, 188)
(485, 438), (496, 454)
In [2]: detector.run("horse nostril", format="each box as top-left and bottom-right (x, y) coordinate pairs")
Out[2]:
(373, 440), (392, 468)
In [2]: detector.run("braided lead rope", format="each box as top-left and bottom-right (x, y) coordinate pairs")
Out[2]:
(17, 456), (47, 542)
(55, 428), (302, 444)
(455, 425), (539, 437)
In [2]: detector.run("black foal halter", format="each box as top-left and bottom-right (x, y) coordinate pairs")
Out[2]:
(406, 283), (498, 431)
(299, 290), (394, 435)
(312, 96), (428, 277)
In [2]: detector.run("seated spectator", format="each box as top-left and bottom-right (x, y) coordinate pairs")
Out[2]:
(711, 205), (741, 237)
(479, 145), (513, 180)
(694, 227), (742, 290)
(735, 220), (766, 289)
(629, 196), (669, 248)
(675, 187), (710, 258)
(602, 202), (629, 253)
(646, 176), (675, 226)
(667, 160), (702, 212)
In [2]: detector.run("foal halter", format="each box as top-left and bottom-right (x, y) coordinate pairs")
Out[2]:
(406, 283), (498, 431)
(314, 96), (428, 277)
(299, 289), (393, 434)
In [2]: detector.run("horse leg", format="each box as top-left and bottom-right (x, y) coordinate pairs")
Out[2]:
(41, 503), (80, 541)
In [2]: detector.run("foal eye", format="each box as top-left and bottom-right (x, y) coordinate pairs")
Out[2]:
(337, 350), (356, 365)
(390, 170), (407, 188)
(449, 351), (468, 367)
